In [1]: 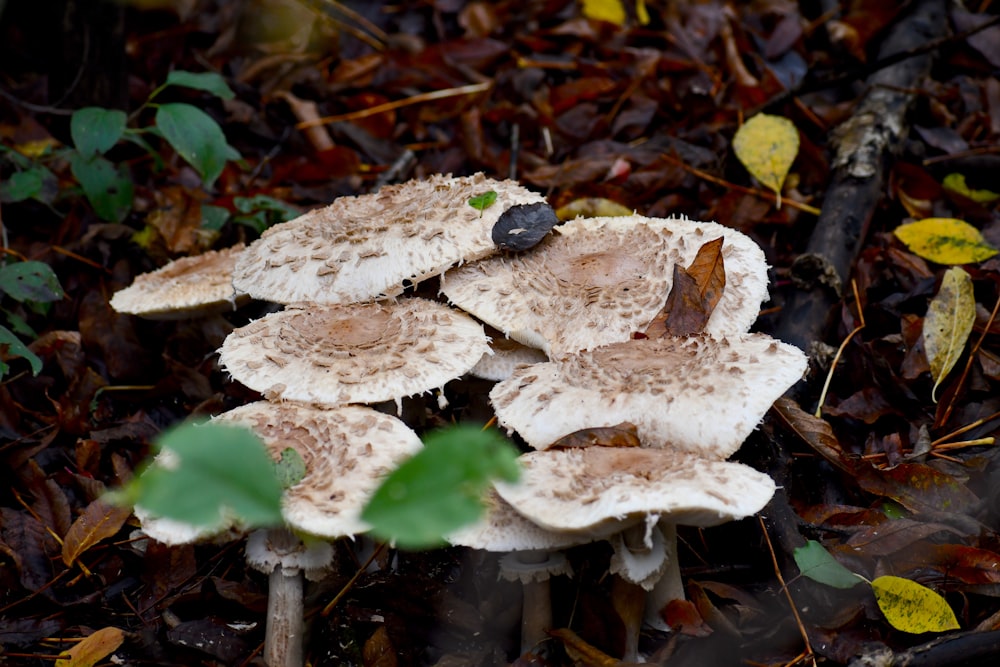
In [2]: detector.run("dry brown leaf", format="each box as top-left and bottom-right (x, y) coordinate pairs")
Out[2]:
(645, 238), (726, 337)
(55, 627), (124, 667)
(550, 422), (640, 450)
(362, 625), (398, 667)
(61, 499), (132, 567)
(549, 627), (620, 666)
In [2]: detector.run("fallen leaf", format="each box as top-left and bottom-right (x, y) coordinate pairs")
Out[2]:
(555, 197), (634, 220)
(923, 267), (975, 401)
(363, 625), (398, 667)
(794, 540), (863, 589)
(732, 113), (800, 208)
(662, 599), (713, 636)
(942, 173), (1000, 203)
(894, 218), (998, 265)
(55, 627), (124, 667)
(548, 627), (620, 666)
(550, 422), (640, 449)
(645, 238), (726, 337)
(871, 575), (960, 634)
(61, 499), (132, 568)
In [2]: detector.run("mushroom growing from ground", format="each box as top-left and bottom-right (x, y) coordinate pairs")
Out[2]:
(137, 401), (424, 667)
(490, 333), (808, 457)
(110, 243), (248, 319)
(232, 173), (546, 305)
(218, 297), (490, 410)
(441, 215), (769, 357)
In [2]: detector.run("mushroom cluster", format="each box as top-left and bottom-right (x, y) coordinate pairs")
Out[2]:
(112, 173), (805, 665)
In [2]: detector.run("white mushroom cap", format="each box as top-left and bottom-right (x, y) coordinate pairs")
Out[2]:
(110, 243), (248, 319)
(218, 298), (490, 407)
(211, 402), (423, 539)
(467, 335), (548, 382)
(490, 333), (807, 457)
(441, 215), (769, 358)
(232, 173), (547, 305)
(245, 528), (335, 580)
(133, 510), (245, 546)
(494, 447), (776, 539)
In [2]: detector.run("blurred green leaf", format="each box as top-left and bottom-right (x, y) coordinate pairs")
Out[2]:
(165, 70), (235, 100)
(200, 204), (230, 231)
(274, 447), (306, 490)
(0, 324), (42, 377)
(69, 154), (134, 222)
(362, 426), (520, 549)
(793, 539), (863, 589)
(120, 421), (284, 529)
(71, 107), (127, 158)
(0, 261), (64, 303)
(156, 103), (239, 188)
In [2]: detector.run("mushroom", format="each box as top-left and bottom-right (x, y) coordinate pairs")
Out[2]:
(218, 298), (490, 410)
(467, 334), (548, 382)
(110, 243), (248, 319)
(490, 333), (808, 457)
(232, 173), (546, 305)
(137, 401), (424, 667)
(493, 445), (776, 661)
(441, 215), (769, 358)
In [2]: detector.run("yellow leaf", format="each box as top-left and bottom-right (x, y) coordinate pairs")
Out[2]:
(943, 173), (1000, 204)
(871, 575), (960, 634)
(61, 499), (133, 567)
(894, 218), (998, 265)
(580, 0), (626, 25)
(55, 627), (125, 667)
(923, 267), (975, 402)
(555, 197), (633, 220)
(732, 113), (799, 208)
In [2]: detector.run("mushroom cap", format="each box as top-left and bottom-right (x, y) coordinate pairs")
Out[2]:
(232, 173), (546, 305)
(494, 447), (776, 538)
(489, 333), (807, 457)
(212, 401), (423, 538)
(110, 243), (248, 319)
(446, 488), (594, 552)
(244, 528), (335, 579)
(468, 335), (549, 382)
(441, 215), (769, 358)
(218, 298), (490, 406)
(134, 510), (245, 546)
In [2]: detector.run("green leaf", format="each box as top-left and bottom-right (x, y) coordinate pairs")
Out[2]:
(69, 154), (134, 222)
(165, 70), (235, 100)
(871, 575), (960, 634)
(71, 107), (127, 158)
(0, 261), (64, 303)
(924, 267), (976, 401)
(793, 540), (864, 589)
(894, 218), (998, 265)
(468, 190), (498, 216)
(1, 168), (44, 203)
(0, 324), (42, 377)
(361, 426), (520, 549)
(231, 194), (299, 233)
(942, 173), (1000, 204)
(274, 447), (306, 490)
(156, 103), (238, 188)
(200, 204), (230, 231)
(122, 421), (284, 529)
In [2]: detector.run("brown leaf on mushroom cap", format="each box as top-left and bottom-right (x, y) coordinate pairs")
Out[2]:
(232, 173), (546, 305)
(110, 243), (247, 319)
(213, 402), (422, 539)
(494, 447), (776, 538)
(441, 215), (769, 358)
(490, 334), (807, 457)
(218, 298), (490, 406)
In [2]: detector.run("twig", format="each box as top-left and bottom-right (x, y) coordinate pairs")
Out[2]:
(759, 516), (816, 667)
(320, 541), (387, 616)
(815, 280), (865, 417)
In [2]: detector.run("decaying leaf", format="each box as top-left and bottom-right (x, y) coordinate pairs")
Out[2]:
(362, 625), (398, 667)
(732, 113), (799, 208)
(555, 197), (634, 220)
(54, 627), (125, 667)
(894, 218), (998, 264)
(549, 627), (620, 666)
(549, 422), (641, 449)
(644, 237), (726, 337)
(871, 575), (960, 634)
(942, 173), (1000, 203)
(923, 267), (975, 401)
(61, 499), (132, 568)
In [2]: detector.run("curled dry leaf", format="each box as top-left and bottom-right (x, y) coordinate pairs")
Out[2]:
(61, 499), (132, 568)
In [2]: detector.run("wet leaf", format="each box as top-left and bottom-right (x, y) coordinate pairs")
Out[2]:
(61, 499), (132, 567)
(491, 202), (559, 251)
(0, 324), (42, 376)
(55, 627), (124, 667)
(794, 540), (863, 589)
(924, 267), (975, 401)
(155, 103), (239, 188)
(732, 113), (799, 208)
(0, 260), (64, 303)
(274, 447), (306, 490)
(894, 218), (998, 264)
(858, 462), (978, 515)
(70, 108), (126, 158)
(555, 197), (634, 220)
(362, 425), (520, 549)
(117, 421), (284, 530)
(871, 575), (960, 634)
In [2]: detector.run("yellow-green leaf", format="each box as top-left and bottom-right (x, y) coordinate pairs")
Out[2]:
(732, 113), (799, 208)
(580, 0), (627, 25)
(55, 627), (125, 667)
(943, 173), (1000, 204)
(871, 575), (960, 634)
(555, 197), (633, 220)
(894, 218), (998, 265)
(923, 267), (975, 401)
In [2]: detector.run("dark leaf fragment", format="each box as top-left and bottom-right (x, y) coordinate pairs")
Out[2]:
(491, 202), (559, 251)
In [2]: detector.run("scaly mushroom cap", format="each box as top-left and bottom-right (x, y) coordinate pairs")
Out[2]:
(441, 215), (769, 357)
(490, 333), (807, 457)
(495, 447), (776, 538)
(110, 243), (247, 319)
(468, 335), (548, 382)
(232, 173), (546, 304)
(212, 402), (423, 538)
(218, 298), (490, 406)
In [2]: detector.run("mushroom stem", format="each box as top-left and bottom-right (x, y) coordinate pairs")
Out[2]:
(615, 523), (657, 662)
(644, 522), (684, 631)
(499, 549), (571, 655)
(266, 557), (305, 667)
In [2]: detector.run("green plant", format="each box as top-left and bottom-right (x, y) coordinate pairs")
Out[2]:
(0, 258), (64, 378)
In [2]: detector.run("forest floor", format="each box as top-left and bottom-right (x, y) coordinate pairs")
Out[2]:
(3, 1), (1000, 665)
